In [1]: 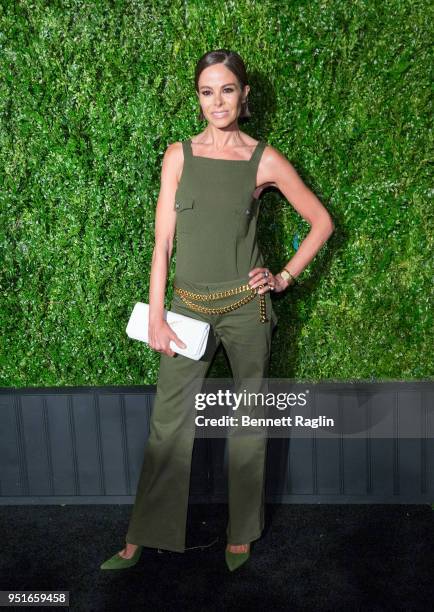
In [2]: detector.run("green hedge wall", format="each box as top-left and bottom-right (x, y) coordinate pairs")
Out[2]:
(1, 0), (432, 385)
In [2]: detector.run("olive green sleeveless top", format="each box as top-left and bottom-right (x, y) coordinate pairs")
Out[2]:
(173, 138), (267, 283)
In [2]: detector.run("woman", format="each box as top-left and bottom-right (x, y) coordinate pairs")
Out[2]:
(101, 49), (334, 572)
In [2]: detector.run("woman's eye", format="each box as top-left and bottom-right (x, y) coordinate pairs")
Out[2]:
(202, 88), (234, 95)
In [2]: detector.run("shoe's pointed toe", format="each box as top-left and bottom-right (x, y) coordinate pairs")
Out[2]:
(100, 546), (143, 570)
(225, 545), (251, 572)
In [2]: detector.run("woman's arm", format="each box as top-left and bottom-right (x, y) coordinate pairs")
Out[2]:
(148, 142), (186, 356)
(148, 143), (179, 324)
(251, 145), (335, 291)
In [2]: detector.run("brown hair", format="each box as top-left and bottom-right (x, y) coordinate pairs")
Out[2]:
(194, 49), (252, 121)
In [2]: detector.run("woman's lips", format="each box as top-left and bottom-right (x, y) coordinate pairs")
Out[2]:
(212, 111), (228, 117)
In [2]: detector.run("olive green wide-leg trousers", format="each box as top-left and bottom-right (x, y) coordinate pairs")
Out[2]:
(126, 275), (278, 552)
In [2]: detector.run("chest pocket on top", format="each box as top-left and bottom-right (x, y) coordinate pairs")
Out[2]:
(234, 200), (258, 236)
(174, 196), (196, 234)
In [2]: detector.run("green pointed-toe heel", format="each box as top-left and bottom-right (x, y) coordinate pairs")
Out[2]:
(100, 545), (143, 570)
(225, 543), (251, 572)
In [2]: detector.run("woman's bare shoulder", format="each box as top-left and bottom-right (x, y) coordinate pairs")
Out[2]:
(162, 141), (185, 167)
(165, 140), (184, 157)
(161, 141), (186, 183)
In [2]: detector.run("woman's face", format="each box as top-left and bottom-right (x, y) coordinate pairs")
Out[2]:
(197, 63), (249, 126)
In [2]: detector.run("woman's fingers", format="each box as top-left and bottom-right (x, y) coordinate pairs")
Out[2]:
(248, 267), (275, 293)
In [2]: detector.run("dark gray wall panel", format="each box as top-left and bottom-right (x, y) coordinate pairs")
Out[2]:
(0, 383), (433, 505)
(46, 394), (75, 496)
(0, 396), (20, 496)
(72, 393), (101, 496)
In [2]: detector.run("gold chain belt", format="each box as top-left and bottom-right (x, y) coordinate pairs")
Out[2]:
(173, 283), (269, 323)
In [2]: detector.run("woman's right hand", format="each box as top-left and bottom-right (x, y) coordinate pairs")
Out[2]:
(148, 319), (187, 357)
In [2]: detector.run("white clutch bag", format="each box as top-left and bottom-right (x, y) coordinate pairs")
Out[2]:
(126, 302), (210, 361)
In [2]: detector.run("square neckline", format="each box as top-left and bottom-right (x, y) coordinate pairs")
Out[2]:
(188, 138), (262, 162)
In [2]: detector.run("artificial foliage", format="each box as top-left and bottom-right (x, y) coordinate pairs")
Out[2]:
(0, 0), (432, 385)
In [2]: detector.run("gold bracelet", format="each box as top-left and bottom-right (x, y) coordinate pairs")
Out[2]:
(284, 266), (296, 283)
(279, 267), (296, 285)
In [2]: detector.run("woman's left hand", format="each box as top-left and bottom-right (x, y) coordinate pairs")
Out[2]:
(247, 267), (287, 294)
